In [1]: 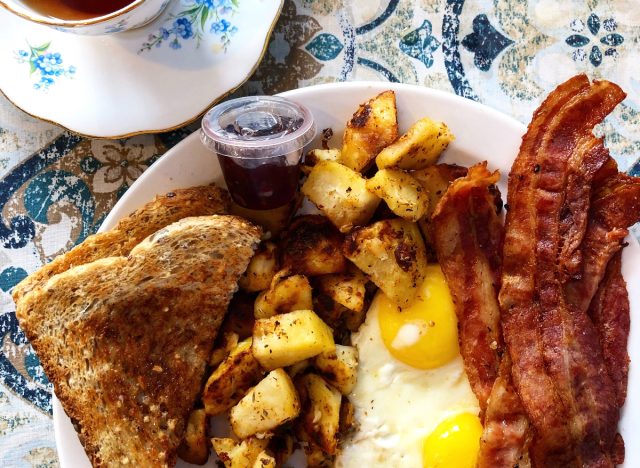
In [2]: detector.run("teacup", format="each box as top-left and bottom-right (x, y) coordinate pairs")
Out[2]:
(0, 0), (172, 35)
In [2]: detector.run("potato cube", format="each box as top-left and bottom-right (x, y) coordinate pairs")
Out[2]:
(239, 242), (280, 293)
(340, 90), (399, 172)
(312, 293), (348, 330)
(339, 398), (355, 433)
(203, 338), (265, 415)
(281, 215), (347, 276)
(230, 369), (301, 438)
(252, 451), (276, 468)
(315, 269), (368, 313)
(301, 161), (380, 233)
(211, 437), (236, 460)
(343, 219), (427, 306)
(254, 270), (313, 319)
(297, 374), (342, 454)
(305, 148), (341, 167)
(252, 310), (335, 370)
(294, 424), (334, 466)
(177, 409), (209, 465)
(313, 345), (358, 395)
(211, 436), (269, 468)
(365, 169), (429, 222)
(376, 117), (454, 170)
(316, 270), (375, 332)
(209, 331), (240, 368)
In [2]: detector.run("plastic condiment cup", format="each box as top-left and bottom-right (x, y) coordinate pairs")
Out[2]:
(201, 96), (316, 211)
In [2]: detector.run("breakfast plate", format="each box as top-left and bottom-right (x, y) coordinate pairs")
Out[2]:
(52, 82), (640, 466)
(0, 0), (282, 138)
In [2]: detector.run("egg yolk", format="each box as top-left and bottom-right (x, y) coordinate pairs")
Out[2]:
(377, 264), (458, 369)
(423, 413), (483, 468)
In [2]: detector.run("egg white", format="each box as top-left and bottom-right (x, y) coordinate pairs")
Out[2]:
(336, 296), (480, 467)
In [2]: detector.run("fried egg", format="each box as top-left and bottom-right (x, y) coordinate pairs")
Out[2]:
(336, 265), (481, 468)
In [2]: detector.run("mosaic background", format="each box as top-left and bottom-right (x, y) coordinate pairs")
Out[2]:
(1, 0), (639, 465)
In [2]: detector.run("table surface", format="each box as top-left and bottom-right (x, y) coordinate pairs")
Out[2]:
(1, 0), (639, 466)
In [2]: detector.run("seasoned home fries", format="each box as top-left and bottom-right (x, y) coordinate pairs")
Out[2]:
(195, 89), (482, 467)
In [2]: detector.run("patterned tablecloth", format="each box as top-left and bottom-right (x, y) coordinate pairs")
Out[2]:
(1, 0), (639, 466)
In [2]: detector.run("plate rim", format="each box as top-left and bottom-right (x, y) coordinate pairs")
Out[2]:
(0, 0), (284, 139)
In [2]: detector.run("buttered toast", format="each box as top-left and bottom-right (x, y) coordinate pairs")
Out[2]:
(15, 215), (261, 467)
(13, 185), (230, 301)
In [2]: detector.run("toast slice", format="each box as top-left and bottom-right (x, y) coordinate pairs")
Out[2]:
(15, 215), (261, 467)
(12, 185), (231, 302)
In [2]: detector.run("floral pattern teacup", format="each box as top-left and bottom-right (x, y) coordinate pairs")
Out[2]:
(0, 0), (172, 35)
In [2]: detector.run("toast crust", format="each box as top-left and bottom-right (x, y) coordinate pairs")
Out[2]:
(13, 185), (231, 302)
(15, 215), (260, 467)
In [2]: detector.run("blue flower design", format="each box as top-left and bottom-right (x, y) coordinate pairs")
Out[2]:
(14, 42), (76, 90)
(566, 13), (624, 67)
(139, 0), (239, 53)
(174, 17), (193, 39)
(211, 18), (231, 33)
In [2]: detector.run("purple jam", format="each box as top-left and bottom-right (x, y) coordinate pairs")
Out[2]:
(218, 154), (301, 210)
(201, 96), (315, 210)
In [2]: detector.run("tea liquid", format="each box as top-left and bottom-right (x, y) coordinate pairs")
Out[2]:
(22, 0), (134, 20)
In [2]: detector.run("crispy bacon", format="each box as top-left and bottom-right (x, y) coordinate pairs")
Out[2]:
(588, 251), (630, 411)
(475, 77), (596, 465)
(565, 167), (640, 313)
(500, 75), (627, 466)
(478, 355), (532, 468)
(558, 138), (611, 279)
(431, 162), (504, 414)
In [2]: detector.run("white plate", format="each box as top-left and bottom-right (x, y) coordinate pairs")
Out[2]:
(0, 0), (282, 138)
(53, 82), (640, 467)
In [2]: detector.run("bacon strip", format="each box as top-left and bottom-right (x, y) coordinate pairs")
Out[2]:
(565, 167), (640, 313)
(478, 76), (592, 467)
(500, 75), (626, 466)
(584, 249), (631, 466)
(587, 251), (630, 411)
(558, 138), (611, 279)
(431, 162), (504, 414)
(478, 355), (532, 468)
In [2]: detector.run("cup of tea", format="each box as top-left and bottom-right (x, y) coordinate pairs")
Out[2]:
(0, 0), (172, 35)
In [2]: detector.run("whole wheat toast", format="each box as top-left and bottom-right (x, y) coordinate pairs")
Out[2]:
(12, 185), (231, 302)
(15, 215), (261, 467)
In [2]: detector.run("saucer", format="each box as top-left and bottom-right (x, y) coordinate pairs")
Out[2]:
(0, 0), (283, 138)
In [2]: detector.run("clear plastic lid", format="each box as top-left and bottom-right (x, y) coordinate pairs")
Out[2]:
(200, 96), (316, 159)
